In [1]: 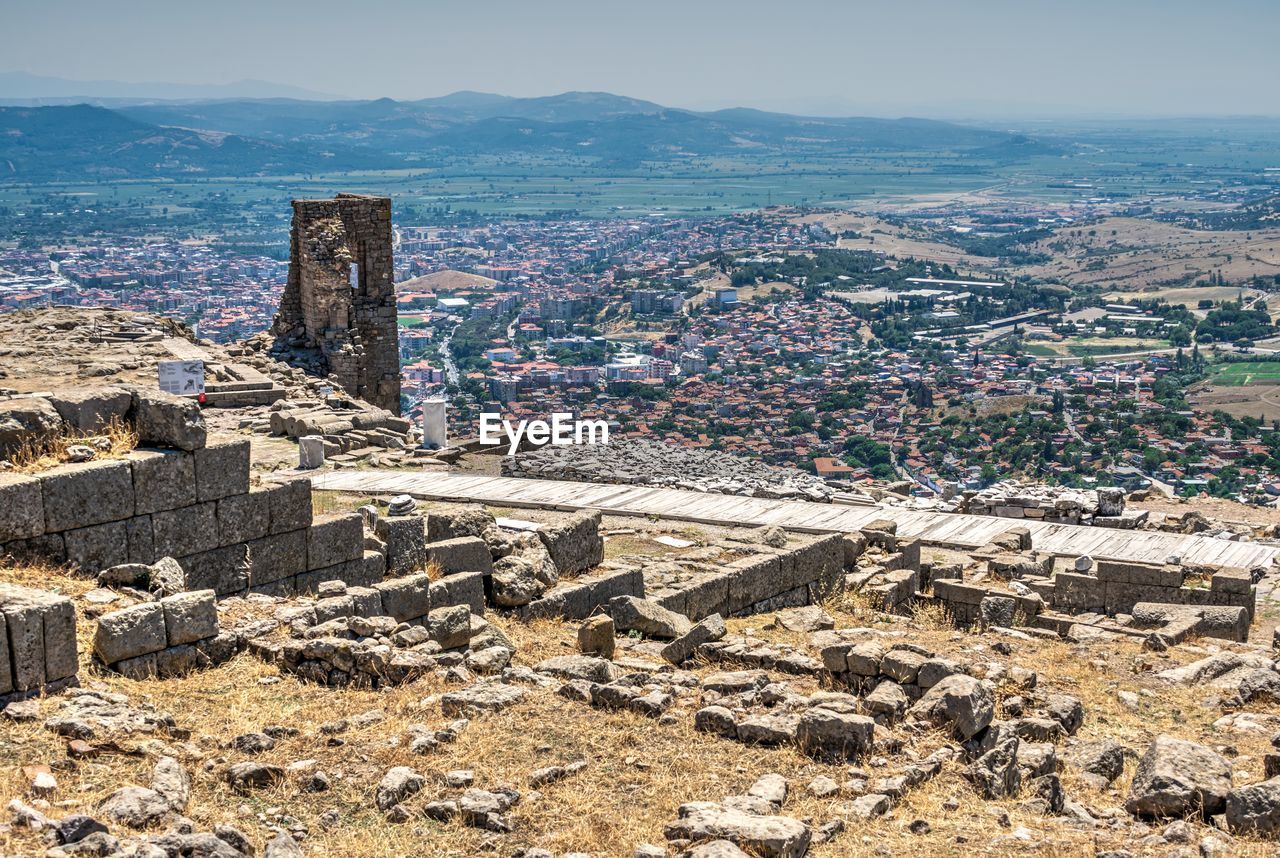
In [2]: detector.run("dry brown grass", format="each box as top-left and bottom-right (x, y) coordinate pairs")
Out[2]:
(908, 600), (956, 632)
(3, 562), (1280, 856)
(311, 490), (378, 518)
(8, 416), (137, 474)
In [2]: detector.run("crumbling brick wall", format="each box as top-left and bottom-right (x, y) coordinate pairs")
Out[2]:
(274, 194), (401, 414)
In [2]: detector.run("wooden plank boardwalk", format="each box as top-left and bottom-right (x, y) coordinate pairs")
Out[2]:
(309, 470), (1280, 569)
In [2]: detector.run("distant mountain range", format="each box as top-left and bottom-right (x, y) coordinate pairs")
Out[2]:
(0, 89), (1057, 181)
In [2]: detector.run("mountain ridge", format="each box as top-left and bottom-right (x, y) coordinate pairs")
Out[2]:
(0, 90), (1057, 180)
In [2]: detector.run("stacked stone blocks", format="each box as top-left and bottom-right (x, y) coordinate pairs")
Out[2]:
(0, 583), (78, 702)
(2, 431), (387, 599)
(93, 589), (232, 679)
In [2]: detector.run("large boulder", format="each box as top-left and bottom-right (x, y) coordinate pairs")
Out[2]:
(131, 388), (206, 451)
(1125, 735), (1233, 819)
(0, 396), (64, 454)
(608, 595), (692, 640)
(1065, 739), (1127, 786)
(376, 766), (425, 811)
(1224, 776), (1280, 835)
(490, 555), (546, 608)
(426, 505), (497, 542)
(48, 387), (133, 433)
(795, 708), (874, 761)
(99, 786), (173, 828)
(664, 801), (810, 858)
(966, 736), (1022, 799)
(537, 509), (604, 575)
(908, 674), (994, 739)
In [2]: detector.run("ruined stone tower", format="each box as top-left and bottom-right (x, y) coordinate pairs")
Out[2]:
(273, 193), (401, 414)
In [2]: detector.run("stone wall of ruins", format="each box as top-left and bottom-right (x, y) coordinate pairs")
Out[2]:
(274, 194), (401, 414)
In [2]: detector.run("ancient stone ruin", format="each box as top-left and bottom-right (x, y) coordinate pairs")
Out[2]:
(272, 194), (401, 414)
(3, 376), (1280, 854)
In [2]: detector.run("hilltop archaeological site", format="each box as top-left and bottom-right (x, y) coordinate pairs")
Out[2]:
(1, 197), (1280, 858)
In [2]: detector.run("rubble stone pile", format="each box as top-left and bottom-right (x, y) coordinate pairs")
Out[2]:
(963, 481), (1137, 527)
(504, 438), (834, 502)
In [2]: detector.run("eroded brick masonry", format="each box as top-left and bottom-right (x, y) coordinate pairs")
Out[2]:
(273, 194), (401, 413)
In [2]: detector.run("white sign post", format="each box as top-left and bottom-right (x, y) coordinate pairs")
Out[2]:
(158, 360), (205, 397)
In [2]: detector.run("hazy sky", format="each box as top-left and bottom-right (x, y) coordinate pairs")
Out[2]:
(8, 0), (1280, 116)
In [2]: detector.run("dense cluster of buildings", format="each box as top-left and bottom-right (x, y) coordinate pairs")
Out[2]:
(6, 206), (1280, 503)
(0, 242), (287, 340)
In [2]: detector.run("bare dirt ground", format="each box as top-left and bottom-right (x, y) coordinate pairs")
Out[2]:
(397, 269), (498, 294)
(1189, 382), (1280, 423)
(792, 212), (991, 271)
(1023, 218), (1280, 290)
(1129, 493), (1280, 530)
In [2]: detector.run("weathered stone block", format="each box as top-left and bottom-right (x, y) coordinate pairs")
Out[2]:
(0, 473), (44, 542)
(41, 459), (135, 532)
(63, 520), (130, 572)
(38, 592), (77, 683)
(536, 509), (603, 576)
(427, 604), (472, 649)
(0, 396), (64, 454)
(426, 505), (495, 542)
(0, 612), (9, 694)
(1053, 572), (1105, 612)
(114, 652), (157, 680)
(669, 572), (730, 621)
(425, 536), (493, 575)
(727, 554), (781, 614)
(347, 586), (383, 617)
(161, 590), (218, 645)
(314, 595), (354, 625)
(374, 574), (431, 622)
(131, 388), (206, 451)
(94, 602), (167, 665)
(194, 438), (250, 502)
(520, 568), (644, 621)
(300, 548), (384, 593)
(307, 513), (364, 571)
(180, 544), (249, 596)
(129, 449), (196, 515)
(216, 486), (271, 545)
(46, 386), (131, 433)
(126, 515), (155, 564)
(1096, 559), (1183, 588)
(152, 502), (219, 558)
(247, 529), (307, 586)
(1211, 567), (1253, 596)
(428, 570), (486, 615)
(2, 596), (45, 691)
(265, 478), (312, 534)
(2, 533), (65, 565)
(797, 708), (875, 761)
(375, 515), (427, 576)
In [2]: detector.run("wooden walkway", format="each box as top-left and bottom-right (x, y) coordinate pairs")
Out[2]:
(309, 470), (1280, 569)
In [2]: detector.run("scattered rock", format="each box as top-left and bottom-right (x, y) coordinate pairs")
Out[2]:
(1125, 735), (1232, 819)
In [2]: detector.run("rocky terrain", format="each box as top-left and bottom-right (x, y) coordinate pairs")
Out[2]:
(504, 439), (837, 503)
(4, 533), (1280, 857)
(2, 307), (1280, 857)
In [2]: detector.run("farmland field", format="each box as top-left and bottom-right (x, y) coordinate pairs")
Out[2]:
(1208, 361), (1280, 386)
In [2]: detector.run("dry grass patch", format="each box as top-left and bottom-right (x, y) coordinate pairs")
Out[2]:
(9, 416), (137, 474)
